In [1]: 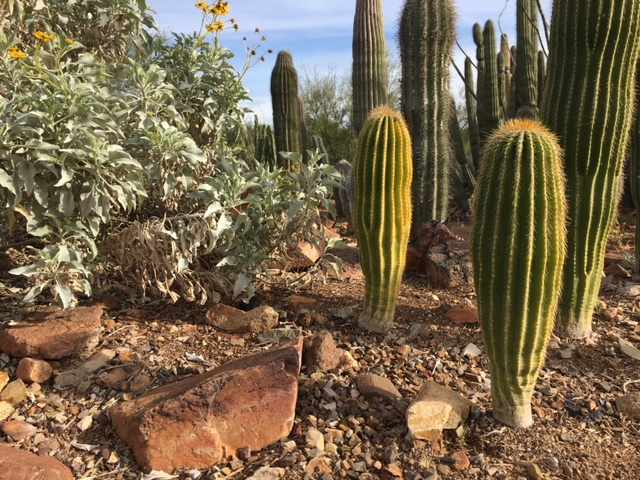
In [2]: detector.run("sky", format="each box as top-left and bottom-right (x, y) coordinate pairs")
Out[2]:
(149, 0), (552, 122)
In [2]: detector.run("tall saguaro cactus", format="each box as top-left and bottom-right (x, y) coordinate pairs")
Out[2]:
(480, 20), (502, 141)
(537, 51), (546, 108)
(399, 0), (456, 225)
(352, 0), (389, 135)
(354, 107), (413, 333)
(465, 57), (481, 167)
(543, 0), (640, 338)
(515, 0), (539, 118)
(270, 51), (304, 165)
(473, 120), (566, 428)
(630, 77), (640, 273)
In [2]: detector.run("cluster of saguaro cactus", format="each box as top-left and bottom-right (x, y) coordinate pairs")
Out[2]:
(270, 51), (305, 167)
(473, 120), (566, 428)
(543, 0), (640, 338)
(352, 0), (389, 135)
(354, 107), (413, 333)
(253, 117), (277, 167)
(399, 0), (456, 225)
(466, 0), (544, 149)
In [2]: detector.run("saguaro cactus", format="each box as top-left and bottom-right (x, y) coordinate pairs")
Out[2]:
(465, 57), (481, 167)
(253, 117), (277, 167)
(271, 51), (304, 165)
(498, 34), (514, 118)
(537, 51), (546, 108)
(480, 20), (502, 140)
(515, 0), (539, 118)
(543, 0), (640, 338)
(352, 0), (389, 134)
(473, 120), (566, 428)
(354, 107), (413, 333)
(399, 0), (456, 225)
(630, 77), (640, 273)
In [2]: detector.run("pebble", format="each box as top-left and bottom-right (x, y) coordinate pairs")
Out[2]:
(306, 427), (325, 453)
(463, 343), (482, 359)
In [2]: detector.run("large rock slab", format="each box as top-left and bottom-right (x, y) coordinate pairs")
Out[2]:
(0, 444), (74, 480)
(0, 306), (103, 359)
(406, 381), (472, 439)
(110, 338), (303, 473)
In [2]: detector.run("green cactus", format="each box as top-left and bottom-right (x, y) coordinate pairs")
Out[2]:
(473, 23), (487, 141)
(352, 0), (389, 135)
(473, 119), (566, 428)
(253, 117), (277, 167)
(630, 77), (640, 273)
(480, 20), (502, 141)
(498, 34), (514, 118)
(515, 0), (539, 118)
(399, 0), (456, 225)
(537, 51), (546, 109)
(465, 57), (482, 168)
(270, 51), (304, 167)
(543, 0), (640, 338)
(354, 107), (413, 333)
(450, 99), (476, 213)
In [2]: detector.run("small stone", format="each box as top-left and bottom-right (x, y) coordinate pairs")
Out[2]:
(398, 345), (412, 356)
(247, 467), (286, 480)
(0, 371), (9, 393)
(107, 451), (120, 464)
(462, 343), (481, 359)
(0, 380), (28, 407)
(0, 402), (15, 422)
(77, 415), (93, 432)
(98, 367), (130, 390)
(339, 351), (360, 370)
(282, 440), (297, 452)
(616, 393), (640, 420)
(304, 331), (343, 372)
(446, 306), (479, 325)
(306, 456), (332, 475)
(522, 462), (546, 480)
(356, 374), (402, 401)
(450, 451), (470, 471)
(622, 283), (640, 297)
(288, 295), (318, 310)
(1, 420), (37, 441)
(559, 349), (573, 360)
(16, 358), (53, 384)
(437, 464), (452, 476)
(129, 372), (153, 393)
(407, 381), (472, 438)
(205, 304), (278, 334)
(386, 464), (403, 478)
(306, 427), (325, 452)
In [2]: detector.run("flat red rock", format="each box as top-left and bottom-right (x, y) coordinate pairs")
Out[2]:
(0, 306), (102, 360)
(110, 338), (303, 473)
(0, 444), (73, 480)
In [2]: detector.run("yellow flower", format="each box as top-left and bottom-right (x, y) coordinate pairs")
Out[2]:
(211, 1), (231, 16)
(206, 21), (225, 33)
(7, 47), (27, 61)
(195, 1), (209, 12)
(34, 31), (56, 43)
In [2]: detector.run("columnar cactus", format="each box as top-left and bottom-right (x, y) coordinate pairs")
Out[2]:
(473, 119), (566, 428)
(515, 0), (539, 118)
(465, 57), (481, 167)
(543, 0), (640, 338)
(399, 0), (456, 225)
(354, 107), (413, 333)
(537, 51), (546, 109)
(498, 34), (514, 118)
(480, 20), (502, 140)
(253, 117), (277, 167)
(629, 76), (640, 272)
(473, 23), (487, 141)
(270, 51), (304, 166)
(352, 0), (389, 134)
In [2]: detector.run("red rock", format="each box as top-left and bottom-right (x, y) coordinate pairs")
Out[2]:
(16, 358), (53, 384)
(446, 306), (479, 325)
(286, 241), (323, 270)
(451, 450), (471, 471)
(0, 306), (102, 359)
(205, 304), (279, 334)
(110, 338), (303, 473)
(0, 444), (73, 480)
(303, 331), (342, 372)
(356, 373), (402, 401)
(1, 420), (37, 441)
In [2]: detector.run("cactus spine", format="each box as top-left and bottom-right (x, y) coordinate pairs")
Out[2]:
(473, 120), (566, 428)
(270, 51), (304, 166)
(543, 0), (640, 338)
(515, 0), (539, 118)
(352, 0), (389, 135)
(465, 57), (482, 167)
(354, 107), (413, 333)
(399, 0), (456, 225)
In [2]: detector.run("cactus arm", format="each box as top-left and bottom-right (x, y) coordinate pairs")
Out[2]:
(516, 0), (540, 118)
(482, 21), (502, 140)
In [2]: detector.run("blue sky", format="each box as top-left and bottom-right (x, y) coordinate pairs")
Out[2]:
(149, 0), (551, 121)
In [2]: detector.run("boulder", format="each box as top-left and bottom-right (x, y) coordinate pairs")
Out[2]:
(205, 304), (279, 334)
(406, 382), (472, 439)
(356, 373), (402, 401)
(110, 338), (303, 473)
(0, 445), (74, 480)
(303, 331), (343, 372)
(16, 358), (53, 384)
(0, 306), (102, 359)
